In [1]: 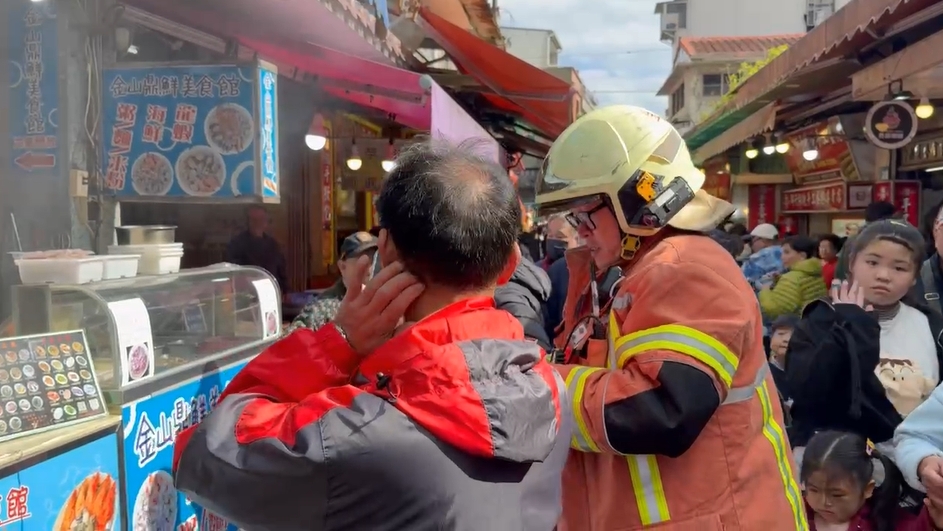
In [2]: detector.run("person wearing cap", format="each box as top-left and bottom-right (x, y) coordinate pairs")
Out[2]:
(740, 223), (785, 292)
(288, 231), (378, 332)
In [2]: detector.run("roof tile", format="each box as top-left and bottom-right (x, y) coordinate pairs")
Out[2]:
(679, 34), (805, 58)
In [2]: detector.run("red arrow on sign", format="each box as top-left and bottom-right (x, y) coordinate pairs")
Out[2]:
(14, 151), (56, 171)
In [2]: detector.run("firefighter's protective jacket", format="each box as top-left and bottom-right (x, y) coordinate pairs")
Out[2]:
(555, 231), (808, 531)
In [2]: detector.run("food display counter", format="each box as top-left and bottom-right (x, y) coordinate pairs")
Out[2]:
(6, 264), (281, 530)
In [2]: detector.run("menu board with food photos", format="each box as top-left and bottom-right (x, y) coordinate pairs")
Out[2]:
(0, 330), (106, 442)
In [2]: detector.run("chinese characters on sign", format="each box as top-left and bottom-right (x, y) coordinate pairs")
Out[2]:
(258, 65), (280, 201)
(9, 0), (60, 175)
(894, 181), (921, 228)
(132, 382), (228, 468)
(864, 101), (918, 150)
(747, 185), (777, 228)
(0, 486), (31, 526)
(782, 183), (847, 212)
(101, 65), (269, 198)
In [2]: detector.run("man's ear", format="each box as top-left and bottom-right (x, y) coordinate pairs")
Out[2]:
(377, 228), (400, 267)
(496, 244), (522, 286)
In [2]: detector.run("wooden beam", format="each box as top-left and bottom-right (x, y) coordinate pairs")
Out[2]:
(852, 28), (943, 101)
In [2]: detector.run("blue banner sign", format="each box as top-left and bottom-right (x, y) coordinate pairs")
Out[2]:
(122, 360), (248, 530)
(258, 63), (279, 202)
(7, 0), (61, 177)
(101, 63), (279, 200)
(19, 431), (120, 531)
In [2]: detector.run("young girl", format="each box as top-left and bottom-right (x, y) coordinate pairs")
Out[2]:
(786, 220), (943, 450)
(802, 430), (942, 530)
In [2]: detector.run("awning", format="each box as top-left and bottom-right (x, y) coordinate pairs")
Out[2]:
(692, 103), (777, 164)
(123, 3), (430, 129)
(417, 8), (573, 138)
(239, 38), (431, 130)
(685, 0), (939, 150)
(728, 0), (937, 112)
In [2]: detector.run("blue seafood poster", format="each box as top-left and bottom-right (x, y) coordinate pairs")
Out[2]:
(20, 431), (120, 531)
(257, 63), (279, 202)
(101, 64), (263, 199)
(122, 361), (248, 530)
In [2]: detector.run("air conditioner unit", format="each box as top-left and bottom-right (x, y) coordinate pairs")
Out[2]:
(813, 6), (833, 26)
(661, 12), (680, 33)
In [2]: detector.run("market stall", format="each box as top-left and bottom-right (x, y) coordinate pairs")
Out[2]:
(0, 263), (280, 529)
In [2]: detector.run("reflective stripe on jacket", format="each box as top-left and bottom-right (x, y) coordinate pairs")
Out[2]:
(555, 233), (808, 531)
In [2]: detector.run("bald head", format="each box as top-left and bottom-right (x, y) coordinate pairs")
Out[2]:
(377, 139), (521, 290)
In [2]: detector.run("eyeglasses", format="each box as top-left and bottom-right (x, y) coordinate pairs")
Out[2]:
(565, 202), (608, 231)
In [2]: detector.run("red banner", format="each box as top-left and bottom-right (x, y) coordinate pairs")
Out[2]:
(872, 181), (892, 203)
(748, 185), (777, 229)
(779, 215), (800, 236)
(782, 182), (847, 212)
(784, 123), (858, 181)
(894, 181), (921, 227)
(702, 160), (732, 200)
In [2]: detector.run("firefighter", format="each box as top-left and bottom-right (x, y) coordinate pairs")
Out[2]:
(537, 105), (807, 530)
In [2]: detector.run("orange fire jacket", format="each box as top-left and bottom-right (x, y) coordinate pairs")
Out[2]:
(554, 231), (808, 531)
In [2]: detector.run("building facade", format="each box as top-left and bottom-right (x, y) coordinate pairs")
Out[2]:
(658, 35), (802, 132)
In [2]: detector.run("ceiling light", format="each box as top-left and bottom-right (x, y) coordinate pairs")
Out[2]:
(802, 148), (819, 161)
(762, 144), (776, 156)
(916, 98), (935, 119)
(381, 138), (396, 173)
(346, 139), (362, 171)
(305, 113), (327, 151)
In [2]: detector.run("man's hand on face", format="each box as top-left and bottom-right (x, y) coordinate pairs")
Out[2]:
(334, 257), (425, 356)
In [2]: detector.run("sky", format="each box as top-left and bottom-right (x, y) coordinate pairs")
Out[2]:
(497, 0), (672, 116)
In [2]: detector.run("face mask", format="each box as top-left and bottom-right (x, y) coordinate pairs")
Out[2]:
(546, 239), (568, 261)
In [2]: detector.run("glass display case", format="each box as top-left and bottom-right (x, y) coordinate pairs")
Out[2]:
(9, 264), (280, 404)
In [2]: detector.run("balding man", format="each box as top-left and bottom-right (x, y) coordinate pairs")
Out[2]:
(173, 140), (570, 531)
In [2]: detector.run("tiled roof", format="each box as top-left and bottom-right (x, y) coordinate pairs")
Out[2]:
(678, 34), (805, 58)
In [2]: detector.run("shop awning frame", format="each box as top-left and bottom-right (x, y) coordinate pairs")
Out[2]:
(691, 103), (777, 164)
(416, 7), (574, 138)
(851, 25), (943, 100)
(683, 0), (940, 151)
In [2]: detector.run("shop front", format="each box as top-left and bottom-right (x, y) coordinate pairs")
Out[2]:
(701, 159), (732, 201)
(898, 133), (943, 226)
(0, 0), (399, 528)
(781, 180), (871, 237)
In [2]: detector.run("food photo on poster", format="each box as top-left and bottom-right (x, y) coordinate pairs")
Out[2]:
(100, 63), (278, 200)
(0, 331), (106, 442)
(122, 361), (245, 530)
(18, 432), (121, 531)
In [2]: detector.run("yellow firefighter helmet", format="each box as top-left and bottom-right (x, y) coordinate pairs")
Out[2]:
(535, 105), (733, 237)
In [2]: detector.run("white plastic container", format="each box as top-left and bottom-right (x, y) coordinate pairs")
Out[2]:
(100, 254), (141, 279)
(108, 244), (184, 275)
(15, 257), (104, 284)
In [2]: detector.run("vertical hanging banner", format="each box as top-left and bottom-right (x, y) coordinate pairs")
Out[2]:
(8, 0), (61, 177)
(894, 181), (921, 228)
(747, 185), (777, 228)
(258, 61), (279, 203)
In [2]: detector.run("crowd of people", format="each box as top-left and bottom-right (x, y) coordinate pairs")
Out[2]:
(169, 106), (943, 531)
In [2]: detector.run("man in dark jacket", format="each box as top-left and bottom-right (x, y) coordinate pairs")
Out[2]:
(173, 140), (570, 531)
(495, 253), (553, 350)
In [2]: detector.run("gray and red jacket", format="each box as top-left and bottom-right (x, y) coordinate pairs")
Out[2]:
(173, 297), (571, 531)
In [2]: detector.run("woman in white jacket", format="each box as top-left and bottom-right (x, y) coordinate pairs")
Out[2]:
(895, 382), (943, 512)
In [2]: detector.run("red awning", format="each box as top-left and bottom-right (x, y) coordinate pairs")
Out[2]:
(417, 8), (573, 138)
(238, 38), (431, 130)
(124, 0), (429, 129)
